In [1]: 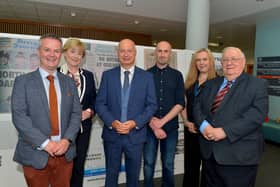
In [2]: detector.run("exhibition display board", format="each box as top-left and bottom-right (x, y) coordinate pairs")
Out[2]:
(0, 33), (221, 187)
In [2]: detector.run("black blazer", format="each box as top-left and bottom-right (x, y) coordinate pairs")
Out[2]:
(58, 67), (97, 132)
(194, 73), (268, 165)
(79, 69), (96, 131)
(185, 82), (198, 123)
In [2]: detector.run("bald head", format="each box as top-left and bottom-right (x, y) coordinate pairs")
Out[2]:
(118, 39), (137, 69)
(155, 41), (172, 68)
(156, 41), (172, 50)
(118, 39), (136, 49)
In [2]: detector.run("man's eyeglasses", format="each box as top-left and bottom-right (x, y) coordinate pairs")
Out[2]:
(221, 57), (242, 63)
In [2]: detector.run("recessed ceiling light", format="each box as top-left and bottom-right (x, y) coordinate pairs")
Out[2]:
(152, 41), (157, 46)
(208, 42), (220, 47)
(125, 0), (134, 7)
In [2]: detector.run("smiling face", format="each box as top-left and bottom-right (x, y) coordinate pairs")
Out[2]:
(118, 39), (136, 69)
(63, 38), (85, 68)
(38, 38), (62, 74)
(195, 51), (211, 74)
(64, 46), (84, 68)
(221, 47), (245, 80)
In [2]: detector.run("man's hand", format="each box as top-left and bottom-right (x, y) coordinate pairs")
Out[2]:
(112, 120), (122, 130)
(149, 117), (166, 129)
(149, 117), (167, 139)
(211, 128), (227, 141)
(153, 128), (167, 139)
(44, 141), (57, 157)
(202, 124), (214, 140)
(122, 120), (136, 131)
(112, 120), (127, 134)
(202, 125), (226, 141)
(112, 120), (136, 134)
(53, 139), (70, 156)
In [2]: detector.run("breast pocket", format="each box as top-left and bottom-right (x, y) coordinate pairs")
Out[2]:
(64, 90), (74, 108)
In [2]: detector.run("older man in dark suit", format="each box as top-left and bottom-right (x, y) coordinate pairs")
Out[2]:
(11, 34), (81, 187)
(194, 47), (268, 187)
(95, 39), (157, 187)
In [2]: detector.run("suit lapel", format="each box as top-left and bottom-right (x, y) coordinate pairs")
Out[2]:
(215, 73), (246, 113)
(79, 69), (86, 103)
(127, 67), (139, 107)
(208, 78), (223, 108)
(33, 70), (50, 116)
(57, 73), (66, 131)
(114, 67), (122, 107)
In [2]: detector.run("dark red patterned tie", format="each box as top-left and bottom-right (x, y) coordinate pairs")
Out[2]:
(211, 81), (232, 113)
(47, 75), (59, 136)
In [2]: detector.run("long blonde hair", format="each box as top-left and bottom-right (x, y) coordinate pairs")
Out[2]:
(185, 48), (216, 89)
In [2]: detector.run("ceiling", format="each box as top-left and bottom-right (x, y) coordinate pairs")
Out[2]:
(1, 0), (280, 61)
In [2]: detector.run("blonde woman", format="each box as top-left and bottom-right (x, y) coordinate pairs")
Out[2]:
(59, 38), (96, 187)
(182, 48), (216, 187)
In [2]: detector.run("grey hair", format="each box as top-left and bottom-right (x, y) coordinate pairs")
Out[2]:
(38, 33), (62, 49)
(222, 46), (246, 59)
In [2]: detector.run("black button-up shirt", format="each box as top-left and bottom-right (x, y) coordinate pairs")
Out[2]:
(148, 65), (185, 132)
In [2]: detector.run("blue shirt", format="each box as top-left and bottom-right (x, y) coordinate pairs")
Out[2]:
(200, 78), (235, 133)
(148, 65), (185, 132)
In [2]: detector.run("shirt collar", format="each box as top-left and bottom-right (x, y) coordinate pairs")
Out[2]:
(222, 77), (235, 87)
(155, 64), (169, 72)
(39, 67), (58, 79)
(121, 65), (135, 75)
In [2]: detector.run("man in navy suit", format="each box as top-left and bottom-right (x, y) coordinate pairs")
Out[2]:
(194, 47), (268, 187)
(95, 39), (157, 187)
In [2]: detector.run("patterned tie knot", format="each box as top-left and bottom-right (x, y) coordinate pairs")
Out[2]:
(47, 75), (54, 82)
(210, 80), (233, 113)
(225, 80), (232, 87)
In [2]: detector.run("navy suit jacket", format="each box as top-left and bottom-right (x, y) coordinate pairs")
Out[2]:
(95, 66), (157, 144)
(194, 73), (268, 165)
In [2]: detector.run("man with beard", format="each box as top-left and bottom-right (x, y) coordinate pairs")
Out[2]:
(143, 41), (185, 187)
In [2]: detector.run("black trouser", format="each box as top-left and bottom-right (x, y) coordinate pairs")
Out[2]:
(203, 155), (258, 187)
(183, 130), (206, 187)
